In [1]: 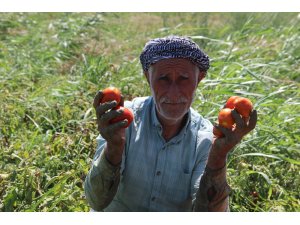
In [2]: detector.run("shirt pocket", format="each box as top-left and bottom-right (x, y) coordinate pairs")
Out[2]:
(177, 171), (192, 195)
(181, 155), (194, 175)
(165, 170), (192, 208)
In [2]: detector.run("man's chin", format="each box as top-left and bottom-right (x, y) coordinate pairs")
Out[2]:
(156, 103), (189, 122)
(159, 110), (187, 122)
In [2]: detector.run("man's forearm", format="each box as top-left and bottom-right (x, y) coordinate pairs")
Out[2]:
(84, 150), (120, 211)
(193, 165), (231, 211)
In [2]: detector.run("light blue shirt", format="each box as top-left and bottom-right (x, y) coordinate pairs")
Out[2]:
(93, 96), (213, 212)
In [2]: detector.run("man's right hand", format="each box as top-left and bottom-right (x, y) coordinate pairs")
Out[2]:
(93, 91), (127, 165)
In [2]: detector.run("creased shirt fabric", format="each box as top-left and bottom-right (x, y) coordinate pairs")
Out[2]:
(88, 96), (213, 212)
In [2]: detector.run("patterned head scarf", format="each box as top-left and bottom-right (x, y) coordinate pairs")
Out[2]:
(140, 35), (210, 72)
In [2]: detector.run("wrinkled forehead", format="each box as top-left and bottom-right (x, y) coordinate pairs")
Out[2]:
(145, 59), (200, 81)
(148, 58), (200, 75)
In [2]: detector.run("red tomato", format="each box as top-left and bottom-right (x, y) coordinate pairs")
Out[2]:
(110, 107), (134, 128)
(101, 87), (121, 105)
(225, 96), (240, 109)
(218, 108), (234, 129)
(234, 97), (253, 117)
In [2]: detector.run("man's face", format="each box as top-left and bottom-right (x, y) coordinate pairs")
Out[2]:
(146, 58), (205, 124)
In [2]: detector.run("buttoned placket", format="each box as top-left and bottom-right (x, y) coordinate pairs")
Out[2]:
(148, 142), (168, 211)
(147, 124), (166, 211)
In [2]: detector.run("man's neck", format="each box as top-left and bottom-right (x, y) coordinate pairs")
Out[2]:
(156, 112), (188, 142)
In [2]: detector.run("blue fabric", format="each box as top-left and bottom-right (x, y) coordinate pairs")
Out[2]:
(140, 36), (210, 72)
(93, 96), (213, 212)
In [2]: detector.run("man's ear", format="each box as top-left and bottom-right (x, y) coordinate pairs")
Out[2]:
(197, 71), (206, 85)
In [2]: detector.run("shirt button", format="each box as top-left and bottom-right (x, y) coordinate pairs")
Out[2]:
(156, 171), (161, 176)
(151, 197), (156, 201)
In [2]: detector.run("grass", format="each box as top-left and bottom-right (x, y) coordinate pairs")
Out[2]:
(0, 12), (299, 212)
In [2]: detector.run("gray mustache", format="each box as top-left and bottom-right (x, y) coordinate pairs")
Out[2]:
(160, 96), (188, 104)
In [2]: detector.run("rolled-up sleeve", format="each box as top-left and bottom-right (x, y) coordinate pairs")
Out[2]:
(193, 165), (231, 212)
(84, 138), (121, 211)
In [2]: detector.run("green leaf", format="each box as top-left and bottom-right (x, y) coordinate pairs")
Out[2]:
(4, 189), (17, 212)
(238, 153), (300, 165)
(246, 170), (272, 185)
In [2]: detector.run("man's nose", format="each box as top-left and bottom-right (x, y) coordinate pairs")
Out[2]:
(167, 82), (181, 97)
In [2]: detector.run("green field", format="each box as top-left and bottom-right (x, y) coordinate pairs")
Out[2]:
(0, 12), (299, 212)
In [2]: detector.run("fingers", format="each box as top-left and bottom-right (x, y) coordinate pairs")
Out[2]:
(96, 101), (118, 119)
(214, 124), (240, 149)
(119, 95), (124, 107)
(217, 109), (257, 135)
(213, 109), (257, 155)
(214, 124), (232, 137)
(99, 119), (127, 135)
(99, 108), (124, 126)
(93, 90), (127, 133)
(232, 109), (257, 137)
(105, 120), (128, 132)
(94, 91), (124, 110)
(93, 91), (103, 109)
(231, 109), (246, 129)
(248, 110), (257, 131)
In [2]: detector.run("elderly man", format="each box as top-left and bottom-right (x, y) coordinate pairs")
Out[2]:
(84, 36), (257, 212)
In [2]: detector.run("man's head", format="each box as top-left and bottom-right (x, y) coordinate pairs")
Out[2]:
(140, 36), (210, 124)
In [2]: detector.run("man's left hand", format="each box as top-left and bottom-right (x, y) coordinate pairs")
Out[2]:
(208, 109), (257, 169)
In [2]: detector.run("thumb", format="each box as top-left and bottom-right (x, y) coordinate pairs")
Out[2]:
(119, 95), (125, 107)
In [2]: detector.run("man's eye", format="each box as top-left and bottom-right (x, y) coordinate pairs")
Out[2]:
(181, 76), (189, 80)
(159, 76), (168, 81)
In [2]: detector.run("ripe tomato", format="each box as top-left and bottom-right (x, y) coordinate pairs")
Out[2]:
(101, 87), (121, 105)
(225, 96), (240, 109)
(110, 106), (134, 128)
(213, 126), (224, 138)
(234, 97), (253, 117)
(218, 108), (234, 129)
(251, 191), (259, 198)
